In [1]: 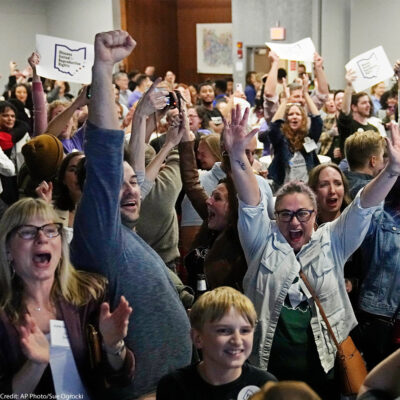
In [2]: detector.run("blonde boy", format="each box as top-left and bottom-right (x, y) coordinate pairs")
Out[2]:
(156, 287), (276, 399)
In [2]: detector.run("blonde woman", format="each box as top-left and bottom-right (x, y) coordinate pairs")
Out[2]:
(0, 198), (134, 398)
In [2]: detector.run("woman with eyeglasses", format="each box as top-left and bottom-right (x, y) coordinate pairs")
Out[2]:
(223, 105), (400, 399)
(0, 198), (134, 398)
(267, 76), (322, 191)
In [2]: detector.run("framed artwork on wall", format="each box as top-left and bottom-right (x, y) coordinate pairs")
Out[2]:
(196, 23), (232, 74)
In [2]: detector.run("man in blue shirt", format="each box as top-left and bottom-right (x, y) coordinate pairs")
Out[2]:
(71, 30), (192, 399)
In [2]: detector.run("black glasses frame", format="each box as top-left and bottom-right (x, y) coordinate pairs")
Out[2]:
(275, 209), (315, 222)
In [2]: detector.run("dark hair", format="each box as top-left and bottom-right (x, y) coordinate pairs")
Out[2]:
(195, 105), (211, 129)
(351, 92), (369, 107)
(246, 71), (256, 86)
(54, 152), (84, 211)
(50, 80), (70, 94)
(10, 83), (33, 109)
(198, 81), (214, 91)
(0, 101), (17, 114)
(215, 79), (227, 93)
(334, 90), (344, 100)
(277, 68), (287, 80)
(136, 74), (149, 87)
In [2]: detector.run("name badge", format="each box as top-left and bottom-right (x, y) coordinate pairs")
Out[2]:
(50, 320), (70, 348)
(303, 137), (318, 153)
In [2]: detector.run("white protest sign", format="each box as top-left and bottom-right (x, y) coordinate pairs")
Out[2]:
(36, 34), (94, 84)
(265, 38), (315, 62)
(345, 46), (393, 93)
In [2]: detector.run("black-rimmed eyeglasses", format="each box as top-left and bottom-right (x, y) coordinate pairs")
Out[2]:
(13, 223), (63, 240)
(275, 209), (315, 222)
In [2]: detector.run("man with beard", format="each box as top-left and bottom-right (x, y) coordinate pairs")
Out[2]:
(198, 81), (224, 134)
(71, 30), (192, 400)
(337, 70), (378, 153)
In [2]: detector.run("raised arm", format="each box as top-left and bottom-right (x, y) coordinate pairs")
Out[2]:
(224, 105), (260, 206)
(341, 69), (356, 116)
(46, 86), (89, 137)
(145, 109), (182, 183)
(303, 75), (319, 116)
(71, 31), (136, 271)
(271, 97), (288, 122)
(128, 77), (168, 177)
(178, 109), (209, 220)
(361, 122), (400, 208)
(28, 52), (48, 136)
(89, 31), (136, 129)
(264, 51), (279, 98)
(313, 52), (329, 97)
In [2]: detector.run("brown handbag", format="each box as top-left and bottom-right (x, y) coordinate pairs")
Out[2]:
(86, 323), (102, 369)
(299, 271), (368, 396)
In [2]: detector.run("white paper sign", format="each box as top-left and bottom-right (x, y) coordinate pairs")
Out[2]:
(36, 34), (94, 84)
(265, 38), (315, 62)
(345, 46), (393, 93)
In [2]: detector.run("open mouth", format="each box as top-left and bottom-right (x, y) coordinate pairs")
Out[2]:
(208, 210), (216, 220)
(33, 253), (51, 265)
(121, 200), (137, 208)
(289, 229), (303, 241)
(326, 198), (338, 207)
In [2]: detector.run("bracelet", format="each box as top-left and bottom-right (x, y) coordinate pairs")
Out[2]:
(103, 339), (125, 357)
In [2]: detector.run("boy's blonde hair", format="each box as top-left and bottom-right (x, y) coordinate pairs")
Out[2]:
(190, 286), (257, 331)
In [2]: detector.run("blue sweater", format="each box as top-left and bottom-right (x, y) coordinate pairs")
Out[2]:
(71, 124), (192, 399)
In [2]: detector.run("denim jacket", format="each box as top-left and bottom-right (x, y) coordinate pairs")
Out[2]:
(238, 190), (379, 373)
(359, 209), (400, 318)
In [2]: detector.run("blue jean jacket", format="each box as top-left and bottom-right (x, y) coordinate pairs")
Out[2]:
(359, 209), (400, 318)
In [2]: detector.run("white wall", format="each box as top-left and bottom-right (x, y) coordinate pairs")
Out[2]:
(46, 0), (115, 44)
(0, 0), (118, 95)
(350, 0), (400, 64)
(320, 0), (351, 90)
(0, 0), (48, 92)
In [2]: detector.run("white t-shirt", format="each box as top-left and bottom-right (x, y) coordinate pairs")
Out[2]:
(285, 151), (308, 183)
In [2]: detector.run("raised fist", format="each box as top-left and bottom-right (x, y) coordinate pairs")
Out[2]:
(94, 30), (136, 66)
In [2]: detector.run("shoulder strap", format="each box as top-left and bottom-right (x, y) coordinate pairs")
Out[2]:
(299, 270), (340, 350)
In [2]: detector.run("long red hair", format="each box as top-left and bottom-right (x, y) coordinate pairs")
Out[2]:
(281, 104), (308, 152)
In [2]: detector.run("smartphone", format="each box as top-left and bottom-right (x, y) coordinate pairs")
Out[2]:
(236, 83), (243, 93)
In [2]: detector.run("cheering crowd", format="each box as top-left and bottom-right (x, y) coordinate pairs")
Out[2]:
(0, 29), (399, 400)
